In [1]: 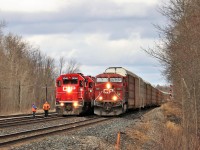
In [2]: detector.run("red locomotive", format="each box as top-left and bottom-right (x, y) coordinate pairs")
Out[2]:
(94, 67), (167, 116)
(55, 73), (95, 115)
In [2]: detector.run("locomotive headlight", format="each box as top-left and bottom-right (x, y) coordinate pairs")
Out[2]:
(73, 102), (78, 107)
(67, 87), (72, 93)
(60, 102), (64, 106)
(112, 96), (117, 101)
(106, 83), (111, 89)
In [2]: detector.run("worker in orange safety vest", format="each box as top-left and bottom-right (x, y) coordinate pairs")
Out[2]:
(32, 103), (37, 118)
(43, 101), (50, 117)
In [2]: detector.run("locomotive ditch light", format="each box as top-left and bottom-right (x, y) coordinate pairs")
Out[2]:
(60, 102), (64, 106)
(73, 102), (78, 107)
(106, 83), (111, 89)
(99, 96), (103, 101)
(112, 95), (117, 101)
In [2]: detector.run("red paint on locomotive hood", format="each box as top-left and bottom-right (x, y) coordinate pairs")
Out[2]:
(55, 73), (94, 103)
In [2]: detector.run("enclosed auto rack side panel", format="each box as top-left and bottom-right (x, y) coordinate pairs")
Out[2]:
(144, 82), (148, 107)
(152, 88), (157, 105)
(146, 84), (151, 106)
(140, 80), (147, 108)
(134, 77), (140, 108)
(127, 75), (135, 108)
(156, 90), (161, 106)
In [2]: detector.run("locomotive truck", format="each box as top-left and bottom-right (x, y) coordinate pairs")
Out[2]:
(55, 73), (95, 115)
(94, 67), (167, 116)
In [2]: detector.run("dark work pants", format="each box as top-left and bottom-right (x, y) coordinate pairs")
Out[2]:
(44, 110), (48, 117)
(33, 112), (36, 118)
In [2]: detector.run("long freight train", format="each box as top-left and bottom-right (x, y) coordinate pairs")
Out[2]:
(55, 73), (95, 115)
(94, 67), (168, 116)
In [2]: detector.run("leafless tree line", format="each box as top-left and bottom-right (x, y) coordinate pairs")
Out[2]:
(145, 0), (200, 148)
(58, 56), (81, 75)
(0, 24), (80, 115)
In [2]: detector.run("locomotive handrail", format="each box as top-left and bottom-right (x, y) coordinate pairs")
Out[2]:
(94, 91), (103, 100)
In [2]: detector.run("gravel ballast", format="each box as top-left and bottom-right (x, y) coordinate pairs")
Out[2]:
(3, 110), (154, 150)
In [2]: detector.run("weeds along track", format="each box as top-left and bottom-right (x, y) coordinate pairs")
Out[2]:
(0, 117), (110, 148)
(0, 113), (59, 128)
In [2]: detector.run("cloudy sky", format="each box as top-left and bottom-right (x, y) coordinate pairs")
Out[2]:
(0, 0), (168, 85)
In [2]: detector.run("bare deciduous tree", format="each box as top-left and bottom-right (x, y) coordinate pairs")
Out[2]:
(64, 58), (81, 74)
(144, 0), (200, 148)
(0, 26), (56, 114)
(59, 56), (65, 75)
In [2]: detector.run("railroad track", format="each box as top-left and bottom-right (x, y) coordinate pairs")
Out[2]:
(0, 112), (57, 120)
(0, 115), (63, 128)
(0, 117), (111, 148)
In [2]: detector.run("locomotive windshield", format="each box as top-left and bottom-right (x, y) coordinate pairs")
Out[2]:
(63, 77), (78, 84)
(96, 78), (108, 82)
(110, 78), (122, 82)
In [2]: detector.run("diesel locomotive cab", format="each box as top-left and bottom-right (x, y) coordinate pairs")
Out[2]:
(55, 73), (94, 115)
(94, 74), (128, 116)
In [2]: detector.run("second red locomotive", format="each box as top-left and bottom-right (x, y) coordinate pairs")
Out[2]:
(55, 73), (95, 115)
(94, 67), (167, 116)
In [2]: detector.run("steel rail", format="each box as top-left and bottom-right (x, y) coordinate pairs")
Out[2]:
(0, 116), (63, 128)
(0, 117), (110, 148)
(0, 112), (57, 121)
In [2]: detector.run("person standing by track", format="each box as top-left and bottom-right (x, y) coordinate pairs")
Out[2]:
(32, 103), (37, 118)
(43, 101), (50, 117)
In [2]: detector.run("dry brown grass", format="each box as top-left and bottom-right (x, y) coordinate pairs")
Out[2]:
(161, 101), (182, 117)
(124, 121), (151, 149)
(124, 102), (199, 149)
(166, 121), (182, 133)
(130, 121), (151, 140)
(141, 121), (151, 132)
(126, 129), (150, 150)
(127, 102), (183, 149)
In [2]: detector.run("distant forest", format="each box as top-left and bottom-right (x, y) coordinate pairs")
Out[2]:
(0, 24), (80, 114)
(0, 24), (56, 114)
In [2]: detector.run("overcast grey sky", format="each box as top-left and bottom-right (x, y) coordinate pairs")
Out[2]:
(0, 0), (168, 85)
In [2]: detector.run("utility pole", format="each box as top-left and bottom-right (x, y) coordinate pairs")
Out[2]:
(0, 82), (1, 113)
(46, 84), (48, 102)
(19, 81), (21, 111)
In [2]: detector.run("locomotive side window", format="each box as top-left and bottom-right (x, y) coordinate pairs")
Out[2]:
(110, 78), (122, 82)
(89, 82), (93, 88)
(85, 79), (88, 87)
(96, 78), (108, 82)
(57, 80), (61, 87)
(79, 80), (83, 87)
